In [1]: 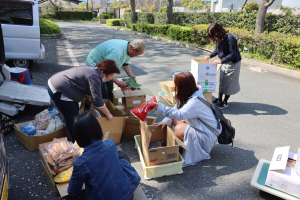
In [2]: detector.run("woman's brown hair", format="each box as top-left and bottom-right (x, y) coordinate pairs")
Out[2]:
(207, 23), (228, 44)
(174, 72), (199, 109)
(96, 59), (121, 75)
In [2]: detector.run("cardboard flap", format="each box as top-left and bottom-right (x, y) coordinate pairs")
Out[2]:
(191, 59), (209, 64)
(295, 148), (300, 177)
(112, 90), (125, 98)
(140, 121), (152, 149)
(167, 126), (189, 152)
(56, 182), (85, 197)
(140, 87), (153, 96)
(124, 89), (146, 97)
(269, 146), (290, 171)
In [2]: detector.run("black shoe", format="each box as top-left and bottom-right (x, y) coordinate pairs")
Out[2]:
(218, 102), (228, 109)
(212, 99), (222, 104)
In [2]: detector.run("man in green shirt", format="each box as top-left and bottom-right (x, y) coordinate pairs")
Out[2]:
(86, 39), (146, 102)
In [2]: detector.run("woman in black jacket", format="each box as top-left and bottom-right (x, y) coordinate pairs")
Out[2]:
(204, 23), (242, 109)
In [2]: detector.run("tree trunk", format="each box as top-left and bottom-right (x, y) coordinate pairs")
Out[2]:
(130, 0), (136, 23)
(49, 0), (58, 11)
(166, 0), (173, 24)
(86, 1), (89, 11)
(242, 0), (248, 10)
(255, 0), (275, 33)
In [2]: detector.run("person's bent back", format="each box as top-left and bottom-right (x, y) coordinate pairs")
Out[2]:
(67, 113), (140, 200)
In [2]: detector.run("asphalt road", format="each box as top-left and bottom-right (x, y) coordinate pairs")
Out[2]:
(5, 22), (300, 200)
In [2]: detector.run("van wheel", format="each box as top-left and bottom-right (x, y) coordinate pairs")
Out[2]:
(12, 60), (33, 68)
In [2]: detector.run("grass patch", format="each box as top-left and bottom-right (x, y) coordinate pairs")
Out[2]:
(39, 18), (61, 34)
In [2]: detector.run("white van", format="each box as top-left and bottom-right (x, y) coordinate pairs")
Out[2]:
(0, 0), (45, 68)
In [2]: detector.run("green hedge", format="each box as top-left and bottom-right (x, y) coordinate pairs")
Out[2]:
(99, 14), (109, 19)
(107, 19), (124, 26)
(54, 11), (96, 20)
(39, 18), (61, 34)
(102, 11), (114, 19)
(131, 22), (300, 68)
(124, 11), (300, 35)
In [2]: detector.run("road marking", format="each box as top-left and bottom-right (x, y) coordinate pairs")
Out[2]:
(64, 33), (79, 67)
(246, 66), (268, 73)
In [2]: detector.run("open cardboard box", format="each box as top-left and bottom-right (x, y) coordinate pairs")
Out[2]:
(97, 99), (125, 144)
(158, 92), (212, 107)
(191, 59), (217, 83)
(265, 146), (300, 198)
(112, 88), (153, 115)
(14, 121), (67, 151)
(159, 81), (176, 104)
(140, 121), (188, 166)
(39, 139), (85, 197)
(122, 116), (156, 140)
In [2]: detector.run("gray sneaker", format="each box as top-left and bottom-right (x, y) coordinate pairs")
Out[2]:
(212, 99), (222, 105)
(218, 102), (228, 109)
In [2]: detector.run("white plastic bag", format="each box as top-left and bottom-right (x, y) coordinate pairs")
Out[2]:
(46, 116), (64, 132)
(34, 108), (59, 130)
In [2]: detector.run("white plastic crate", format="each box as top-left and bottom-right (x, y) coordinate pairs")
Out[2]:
(134, 135), (184, 179)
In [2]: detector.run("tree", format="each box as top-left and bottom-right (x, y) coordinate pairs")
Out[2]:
(65, 2), (71, 8)
(130, 0), (136, 23)
(150, 4), (157, 12)
(166, 0), (173, 24)
(121, 4), (127, 8)
(255, 0), (275, 33)
(141, 6), (146, 12)
(159, 5), (167, 12)
(49, 0), (58, 11)
(110, 0), (117, 8)
(188, 0), (199, 10)
(244, 2), (259, 13)
(95, 5), (102, 9)
(205, 3), (211, 11)
(78, 2), (91, 9)
(242, 0), (248, 10)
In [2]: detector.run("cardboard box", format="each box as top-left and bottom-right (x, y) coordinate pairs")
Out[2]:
(172, 70), (191, 81)
(97, 99), (125, 144)
(159, 81), (176, 104)
(39, 140), (85, 197)
(191, 59), (217, 83)
(140, 122), (188, 166)
(159, 92), (212, 107)
(112, 88), (153, 114)
(265, 146), (300, 198)
(14, 121), (67, 151)
(122, 116), (156, 140)
(198, 84), (216, 92)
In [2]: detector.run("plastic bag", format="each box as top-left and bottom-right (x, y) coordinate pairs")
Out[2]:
(45, 143), (60, 161)
(34, 108), (59, 130)
(35, 130), (51, 136)
(21, 122), (36, 135)
(54, 166), (73, 183)
(149, 140), (165, 149)
(131, 96), (158, 122)
(41, 148), (55, 166)
(46, 116), (64, 132)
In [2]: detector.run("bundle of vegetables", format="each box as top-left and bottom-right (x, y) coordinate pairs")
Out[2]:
(122, 77), (142, 89)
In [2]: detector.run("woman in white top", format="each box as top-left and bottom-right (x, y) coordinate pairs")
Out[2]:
(151, 72), (222, 167)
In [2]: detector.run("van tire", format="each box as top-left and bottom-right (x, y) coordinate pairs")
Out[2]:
(11, 59), (33, 68)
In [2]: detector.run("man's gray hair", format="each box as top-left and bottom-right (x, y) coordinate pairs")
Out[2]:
(130, 39), (146, 52)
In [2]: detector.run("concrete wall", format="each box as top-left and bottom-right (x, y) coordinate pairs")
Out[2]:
(211, 0), (284, 12)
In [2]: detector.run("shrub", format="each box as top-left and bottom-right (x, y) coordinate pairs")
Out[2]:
(54, 11), (94, 20)
(137, 13), (154, 24)
(39, 13), (47, 19)
(121, 4), (127, 9)
(39, 18), (61, 34)
(244, 2), (259, 13)
(192, 24), (210, 45)
(99, 14), (109, 19)
(168, 26), (193, 42)
(125, 8), (131, 12)
(132, 23), (171, 36)
(107, 19), (124, 26)
(102, 11), (114, 18)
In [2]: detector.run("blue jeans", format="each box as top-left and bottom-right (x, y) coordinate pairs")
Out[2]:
(101, 80), (114, 103)
(47, 85), (78, 142)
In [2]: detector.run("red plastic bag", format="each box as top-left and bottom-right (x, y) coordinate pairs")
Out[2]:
(131, 96), (158, 122)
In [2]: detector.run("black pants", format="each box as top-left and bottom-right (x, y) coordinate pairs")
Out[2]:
(118, 151), (134, 200)
(101, 80), (114, 103)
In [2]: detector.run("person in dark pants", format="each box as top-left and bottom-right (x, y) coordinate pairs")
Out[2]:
(47, 59), (120, 142)
(86, 39), (146, 103)
(68, 113), (140, 200)
(204, 23), (242, 109)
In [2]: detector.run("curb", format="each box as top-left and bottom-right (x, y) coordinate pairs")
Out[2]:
(40, 32), (67, 40)
(106, 25), (300, 80)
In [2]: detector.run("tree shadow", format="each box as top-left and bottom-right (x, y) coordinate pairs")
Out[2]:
(224, 102), (288, 116)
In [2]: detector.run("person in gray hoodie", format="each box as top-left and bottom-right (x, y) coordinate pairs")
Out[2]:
(151, 72), (222, 167)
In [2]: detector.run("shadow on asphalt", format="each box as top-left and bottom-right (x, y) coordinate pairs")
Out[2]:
(223, 102), (288, 116)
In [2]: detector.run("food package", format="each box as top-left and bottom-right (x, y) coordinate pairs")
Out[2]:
(54, 166), (73, 183)
(34, 108), (59, 130)
(46, 116), (64, 132)
(131, 96), (158, 122)
(21, 122), (36, 135)
(122, 77), (142, 89)
(54, 138), (71, 153)
(45, 143), (60, 161)
(41, 148), (55, 166)
(149, 140), (165, 149)
(35, 130), (51, 136)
